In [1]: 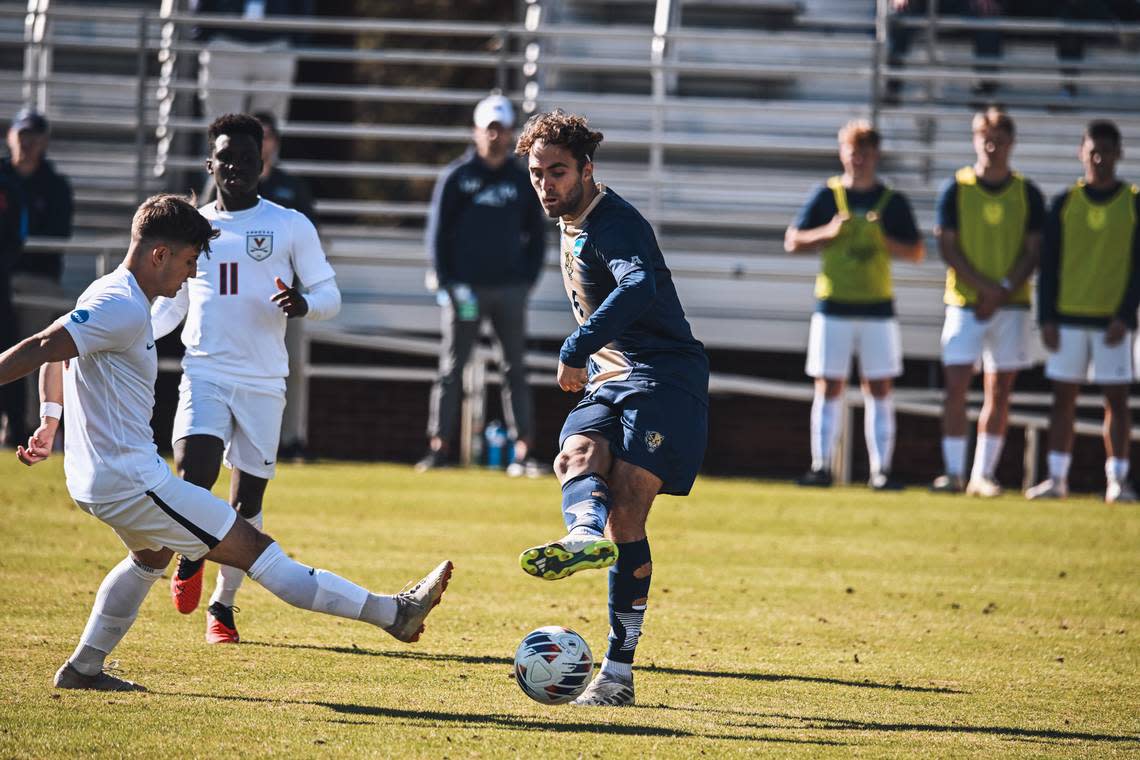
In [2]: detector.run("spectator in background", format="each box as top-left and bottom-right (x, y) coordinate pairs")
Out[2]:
(1, 108), (72, 440)
(417, 94), (547, 476)
(0, 169), (26, 447)
(931, 109), (1043, 496)
(785, 120), (925, 490)
(191, 0), (314, 123)
(1027, 120), (1140, 503)
(254, 111), (318, 461)
(886, 0), (1005, 102)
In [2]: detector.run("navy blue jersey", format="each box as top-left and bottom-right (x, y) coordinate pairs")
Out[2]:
(558, 187), (708, 401)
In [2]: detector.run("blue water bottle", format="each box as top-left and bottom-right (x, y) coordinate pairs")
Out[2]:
(484, 420), (508, 468)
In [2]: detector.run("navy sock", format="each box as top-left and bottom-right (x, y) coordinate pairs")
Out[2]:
(606, 538), (652, 665)
(560, 473), (610, 535)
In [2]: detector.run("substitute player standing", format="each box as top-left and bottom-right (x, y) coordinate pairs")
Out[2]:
(1027, 120), (1140, 503)
(150, 114), (342, 643)
(514, 110), (709, 707)
(785, 121), (924, 490)
(4, 194), (451, 691)
(931, 109), (1044, 496)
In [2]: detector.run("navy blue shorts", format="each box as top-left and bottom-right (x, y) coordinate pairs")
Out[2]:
(559, 380), (708, 496)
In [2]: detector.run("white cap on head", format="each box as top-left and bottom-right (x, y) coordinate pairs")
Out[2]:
(473, 94), (515, 129)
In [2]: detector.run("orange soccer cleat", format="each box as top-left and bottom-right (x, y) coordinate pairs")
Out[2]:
(170, 557), (205, 614)
(205, 602), (240, 644)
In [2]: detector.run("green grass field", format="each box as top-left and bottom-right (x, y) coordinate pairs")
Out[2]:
(1, 457), (1137, 758)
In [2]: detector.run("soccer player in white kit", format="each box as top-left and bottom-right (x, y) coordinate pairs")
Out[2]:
(2, 194), (452, 691)
(150, 114), (342, 643)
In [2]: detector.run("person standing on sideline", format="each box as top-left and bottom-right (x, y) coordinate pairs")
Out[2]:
(785, 120), (925, 490)
(253, 111), (318, 462)
(515, 110), (709, 706)
(150, 114), (342, 643)
(191, 0), (313, 123)
(0, 169), (26, 447)
(931, 109), (1044, 496)
(417, 94), (547, 476)
(1027, 120), (1140, 503)
(3, 193), (451, 692)
(1, 108), (73, 441)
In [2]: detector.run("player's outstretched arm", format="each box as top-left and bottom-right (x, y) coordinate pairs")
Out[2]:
(0, 323), (78, 388)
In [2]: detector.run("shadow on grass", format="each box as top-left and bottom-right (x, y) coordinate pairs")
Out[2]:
(160, 691), (845, 746)
(245, 640), (964, 694)
(741, 712), (1140, 745)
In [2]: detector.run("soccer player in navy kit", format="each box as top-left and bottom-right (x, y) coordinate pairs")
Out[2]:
(514, 110), (709, 707)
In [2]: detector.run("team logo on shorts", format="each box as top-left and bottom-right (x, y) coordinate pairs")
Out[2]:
(1086, 206), (1107, 231)
(246, 232), (273, 261)
(69, 309), (90, 324)
(983, 202), (1004, 225)
(644, 430), (665, 452)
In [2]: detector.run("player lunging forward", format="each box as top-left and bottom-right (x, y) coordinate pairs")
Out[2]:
(151, 114), (342, 643)
(515, 111), (710, 707)
(4, 194), (451, 691)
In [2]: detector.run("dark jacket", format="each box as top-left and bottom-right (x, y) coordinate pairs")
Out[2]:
(260, 165), (316, 225)
(0, 172), (27, 327)
(189, 0), (314, 44)
(425, 150), (547, 289)
(0, 157), (71, 281)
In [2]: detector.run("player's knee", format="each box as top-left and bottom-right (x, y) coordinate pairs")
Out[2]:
(131, 547), (173, 570)
(555, 442), (608, 482)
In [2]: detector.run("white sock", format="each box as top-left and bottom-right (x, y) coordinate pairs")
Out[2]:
(811, 393), (842, 472)
(1106, 456), (1130, 484)
(863, 394), (895, 476)
(600, 656), (632, 680)
(247, 542), (395, 627)
(70, 556), (163, 676)
(942, 436), (967, 478)
(972, 433), (1005, 480)
(1048, 451), (1072, 484)
(211, 512), (263, 608)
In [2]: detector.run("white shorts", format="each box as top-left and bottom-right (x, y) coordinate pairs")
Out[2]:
(74, 470), (237, 561)
(805, 313), (902, 381)
(173, 373), (287, 479)
(1045, 325), (1134, 385)
(941, 305), (1032, 373)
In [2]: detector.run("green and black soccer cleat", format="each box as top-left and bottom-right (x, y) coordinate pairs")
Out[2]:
(519, 534), (618, 580)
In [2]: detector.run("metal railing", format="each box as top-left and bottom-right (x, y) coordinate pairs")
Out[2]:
(5, 1), (1140, 477)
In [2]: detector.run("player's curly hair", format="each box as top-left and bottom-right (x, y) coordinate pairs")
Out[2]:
(514, 109), (604, 170)
(131, 193), (220, 255)
(207, 113), (264, 153)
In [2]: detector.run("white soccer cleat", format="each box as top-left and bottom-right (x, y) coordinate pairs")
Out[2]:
(1105, 480), (1138, 504)
(570, 671), (635, 707)
(383, 560), (454, 643)
(1025, 478), (1068, 500)
(966, 476), (1003, 498)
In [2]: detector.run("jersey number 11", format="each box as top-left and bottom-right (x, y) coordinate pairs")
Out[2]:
(219, 262), (238, 295)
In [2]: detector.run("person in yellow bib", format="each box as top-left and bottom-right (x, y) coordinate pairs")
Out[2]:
(1027, 120), (1140, 503)
(786, 120), (925, 489)
(931, 109), (1045, 497)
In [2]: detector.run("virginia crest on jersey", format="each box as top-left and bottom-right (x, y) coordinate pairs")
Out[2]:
(246, 230), (273, 261)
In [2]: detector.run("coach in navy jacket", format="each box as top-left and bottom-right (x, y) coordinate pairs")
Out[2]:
(418, 94), (547, 475)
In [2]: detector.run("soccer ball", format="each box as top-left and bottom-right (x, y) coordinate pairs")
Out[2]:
(513, 626), (594, 704)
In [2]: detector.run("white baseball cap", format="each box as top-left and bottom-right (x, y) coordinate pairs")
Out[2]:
(473, 94), (515, 129)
